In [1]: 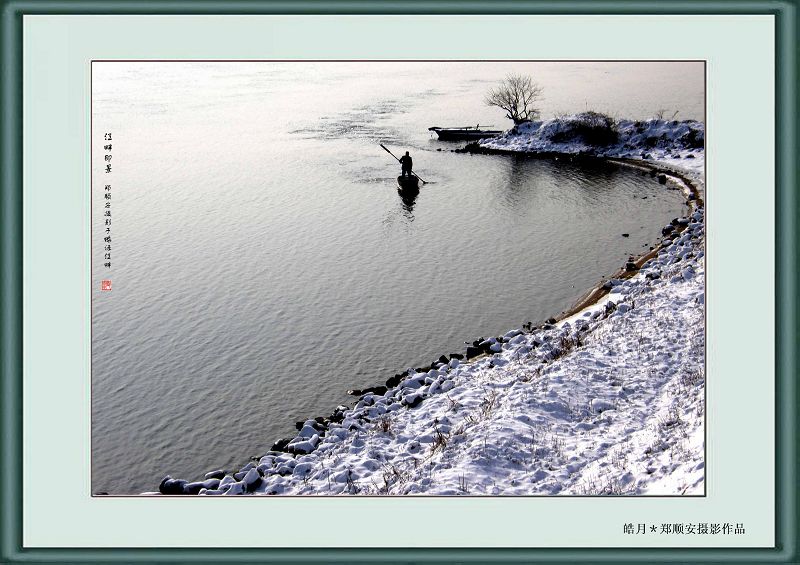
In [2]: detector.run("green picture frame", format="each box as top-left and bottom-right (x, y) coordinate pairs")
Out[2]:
(1, 1), (797, 562)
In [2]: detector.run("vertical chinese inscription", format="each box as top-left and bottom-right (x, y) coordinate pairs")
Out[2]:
(101, 132), (113, 289)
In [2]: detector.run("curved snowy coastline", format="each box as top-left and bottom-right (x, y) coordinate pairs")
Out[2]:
(151, 117), (705, 496)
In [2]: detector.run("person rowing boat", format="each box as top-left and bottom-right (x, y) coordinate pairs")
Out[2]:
(380, 144), (428, 184)
(399, 151), (413, 178)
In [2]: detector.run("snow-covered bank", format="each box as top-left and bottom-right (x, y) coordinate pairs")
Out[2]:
(479, 114), (705, 179)
(152, 116), (705, 496)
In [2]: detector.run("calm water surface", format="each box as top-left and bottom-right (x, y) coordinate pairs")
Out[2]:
(92, 62), (700, 493)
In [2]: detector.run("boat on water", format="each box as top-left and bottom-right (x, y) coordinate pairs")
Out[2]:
(428, 125), (503, 141)
(397, 175), (420, 189)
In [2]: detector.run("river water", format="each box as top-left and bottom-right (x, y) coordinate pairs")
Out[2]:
(91, 61), (701, 494)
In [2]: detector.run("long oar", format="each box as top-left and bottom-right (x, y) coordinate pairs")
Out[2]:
(380, 144), (428, 184)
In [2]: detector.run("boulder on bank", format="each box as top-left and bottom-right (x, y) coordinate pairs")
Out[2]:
(158, 476), (187, 495)
(270, 437), (293, 452)
(184, 478), (221, 495)
(402, 392), (425, 408)
(243, 468), (261, 492)
(298, 423), (320, 438)
(287, 434), (320, 455)
(350, 385), (387, 397)
(328, 405), (349, 423)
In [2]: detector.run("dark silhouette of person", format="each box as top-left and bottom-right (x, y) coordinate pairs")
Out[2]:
(399, 151), (413, 177)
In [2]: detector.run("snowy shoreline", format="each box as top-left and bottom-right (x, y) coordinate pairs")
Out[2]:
(150, 116), (705, 496)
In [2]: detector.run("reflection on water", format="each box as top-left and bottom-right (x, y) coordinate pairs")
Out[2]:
(501, 155), (543, 211)
(397, 183), (420, 219)
(91, 61), (700, 494)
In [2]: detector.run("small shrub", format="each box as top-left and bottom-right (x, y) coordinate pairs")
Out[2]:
(430, 427), (451, 454)
(610, 446), (628, 470)
(550, 435), (566, 458)
(550, 111), (619, 146)
(479, 389), (499, 419)
(520, 365), (543, 382)
(600, 477), (628, 495)
(643, 135), (659, 148)
(660, 406), (682, 429)
(654, 109), (680, 121)
(671, 440), (691, 462)
(380, 464), (404, 494)
(549, 335), (579, 361)
(375, 416), (392, 434)
(345, 468), (359, 494)
(681, 127), (705, 149)
(447, 395), (461, 412)
(679, 370), (704, 388)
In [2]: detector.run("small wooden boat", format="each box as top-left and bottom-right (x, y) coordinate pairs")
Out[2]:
(397, 175), (420, 189)
(428, 125), (503, 141)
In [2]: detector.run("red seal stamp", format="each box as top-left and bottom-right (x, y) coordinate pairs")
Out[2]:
(101, 280), (112, 291)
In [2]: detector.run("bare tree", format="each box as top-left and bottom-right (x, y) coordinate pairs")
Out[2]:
(484, 74), (544, 125)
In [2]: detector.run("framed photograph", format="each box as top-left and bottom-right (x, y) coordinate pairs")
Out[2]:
(2, 1), (797, 563)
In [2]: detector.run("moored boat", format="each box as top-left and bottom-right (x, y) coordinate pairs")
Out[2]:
(428, 125), (503, 141)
